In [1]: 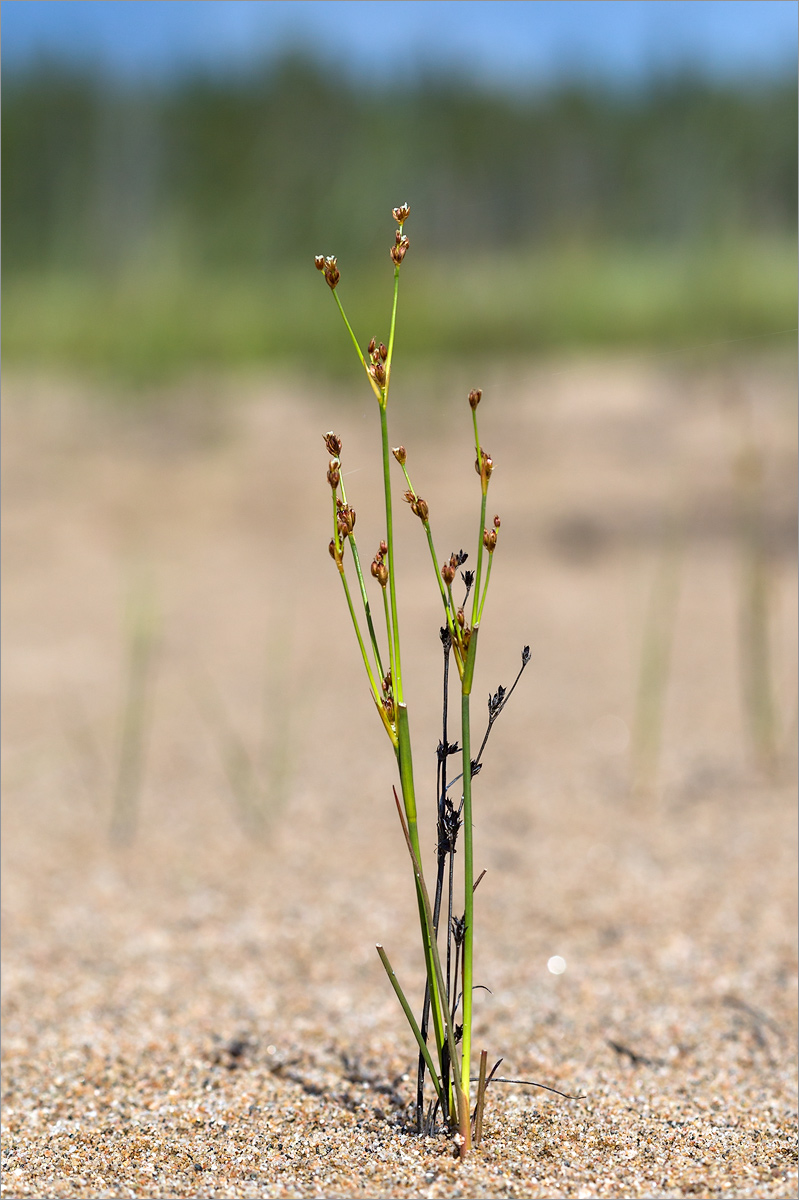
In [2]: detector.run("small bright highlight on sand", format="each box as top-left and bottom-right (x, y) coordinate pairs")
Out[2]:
(547, 955), (567, 975)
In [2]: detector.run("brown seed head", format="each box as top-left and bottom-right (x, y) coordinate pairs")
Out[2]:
(368, 336), (376, 355)
(370, 360), (386, 386)
(468, 388), (482, 409)
(390, 234), (409, 266)
(323, 431), (342, 457)
(336, 501), (356, 533)
(493, 514), (501, 528)
(456, 607), (465, 628)
(379, 342), (388, 362)
(483, 528), (498, 553)
(371, 548), (388, 588)
(392, 203), (411, 226)
(320, 255), (339, 290)
(404, 492), (428, 522)
(379, 540), (388, 555)
(442, 561), (456, 586)
(475, 449), (494, 483)
(327, 462), (340, 489)
(392, 445), (407, 465)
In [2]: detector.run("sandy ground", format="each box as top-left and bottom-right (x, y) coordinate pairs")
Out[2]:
(2, 355), (797, 1199)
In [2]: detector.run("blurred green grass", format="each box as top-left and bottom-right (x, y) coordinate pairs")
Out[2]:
(3, 236), (795, 385)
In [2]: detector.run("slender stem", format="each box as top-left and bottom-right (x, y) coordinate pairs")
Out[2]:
(417, 634), (453, 1126)
(471, 490), (488, 628)
(396, 707), (446, 1074)
(377, 945), (442, 1102)
(332, 289), (382, 401)
(339, 477), (385, 682)
(393, 786), (470, 1152)
(398, 460), (464, 672)
(476, 551), (494, 625)
(336, 558), (379, 701)
(380, 403), (403, 702)
(382, 586), (394, 690)
(473, 1050), (488, 1145)
(460, 626), (480, 1111)
(384, 266), (401, 397)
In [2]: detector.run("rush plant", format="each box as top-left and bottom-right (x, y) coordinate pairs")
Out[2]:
(314, 205), (529, 1156)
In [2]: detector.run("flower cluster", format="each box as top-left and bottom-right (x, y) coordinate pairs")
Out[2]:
(370, 540), (389, 589)
(314, 254), (340, 290)
(368, 337), (388, 387)
(483, 515), (501, 553)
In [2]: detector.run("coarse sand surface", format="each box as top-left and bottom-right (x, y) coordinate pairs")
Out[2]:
(2, 358), (797, 1198)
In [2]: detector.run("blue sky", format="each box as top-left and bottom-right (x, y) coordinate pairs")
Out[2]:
(2, 1), (796, 89)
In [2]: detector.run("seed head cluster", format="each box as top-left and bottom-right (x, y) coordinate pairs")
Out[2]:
(391, 202), (411, 265)
(314, 254), (340, 290)
(368, 337), (388, 387)
(371, 540), (389, 589)
(404, 491), (429, 522)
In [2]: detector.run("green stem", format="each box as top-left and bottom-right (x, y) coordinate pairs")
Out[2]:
(382, 586), (394, 690)
(471, 490), (488, 629)
(339, 477), (384, 682)
(332, 289), (382, 400)
(393, 780), (469, 1149)
(376, 945), (442, 1102)
(397, 460), (462, 663)
(338, 569), (382, 713)
(380, 402), (403, 702)
(384, 266), (401, 397)
(396, 706), (446, 1071)
(460, 626), (480, 1112)
(349, 535), (385, 682)
(476, 552), (494, 624)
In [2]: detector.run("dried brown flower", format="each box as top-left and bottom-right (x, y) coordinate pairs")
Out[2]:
(403, 491), (429, 522)
(475, 449), (494, 484)
(392, 202), (411, 226)
(370, 360), (387, 386)
(468, 389), (482, 409)
(392, 445), (407, 464)
(316, 255), (340, 290)
(336, 500), (356, 534)
(391, 234), (409, 266)
(323, 431), (342, 457)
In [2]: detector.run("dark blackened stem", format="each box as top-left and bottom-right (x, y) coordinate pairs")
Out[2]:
(473, 650), (531, 767)
(417, 632), (454, 1127)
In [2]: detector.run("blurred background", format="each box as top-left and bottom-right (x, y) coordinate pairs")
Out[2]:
(2, 0), (797, 378)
